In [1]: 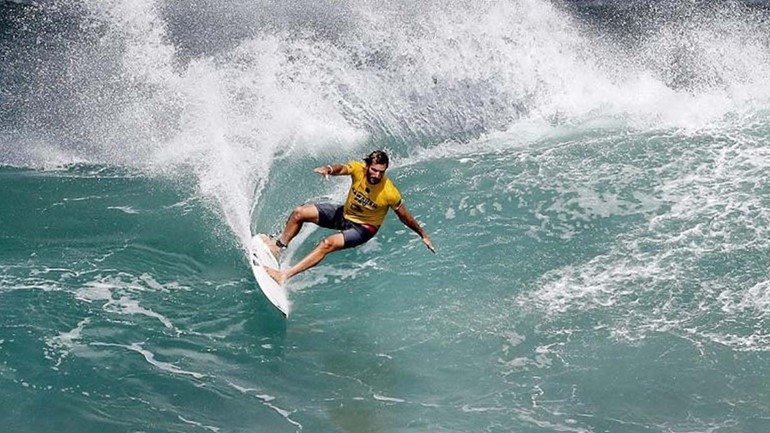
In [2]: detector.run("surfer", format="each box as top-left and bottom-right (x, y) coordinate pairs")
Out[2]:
(262, 150), (436, 284)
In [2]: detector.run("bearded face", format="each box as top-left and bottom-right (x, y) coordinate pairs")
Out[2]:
(366, 162), (387, 185)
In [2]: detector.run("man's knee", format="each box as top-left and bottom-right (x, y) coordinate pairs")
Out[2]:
(318, 236), (344, 253)
(290, 205), (315, 223)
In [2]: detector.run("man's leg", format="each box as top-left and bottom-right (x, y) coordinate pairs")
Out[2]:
(265, 233), (345, 284)
(263, 204), (321, 257)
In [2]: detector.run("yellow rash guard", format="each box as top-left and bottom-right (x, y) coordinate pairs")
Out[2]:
(342, 161), (402, 227)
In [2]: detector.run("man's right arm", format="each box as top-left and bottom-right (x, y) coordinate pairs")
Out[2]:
(313, 163), (351, 177)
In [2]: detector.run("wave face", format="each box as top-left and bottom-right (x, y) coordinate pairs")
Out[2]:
(2, 1), (770, 432)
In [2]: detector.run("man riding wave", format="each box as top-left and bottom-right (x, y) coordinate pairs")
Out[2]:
(262, 150), (436, 284)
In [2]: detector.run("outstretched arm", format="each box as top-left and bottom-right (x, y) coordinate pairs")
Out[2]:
(313, 163), (350, 177)
(393, 203), (436, 253)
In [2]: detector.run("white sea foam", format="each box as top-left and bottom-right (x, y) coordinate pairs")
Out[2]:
(44, 318), (91, 366)
(226, 381), (303, 430)
(718, 280), (770, 318)
(516, 127), (770, 351)
(177, 416), (220, 433)
(106, 206), (139, 214)
(75, 274), (184, 329)
(91, 342), (205, 379)
(373, 394), (406, 403)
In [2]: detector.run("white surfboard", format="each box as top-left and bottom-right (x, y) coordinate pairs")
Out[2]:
(250, 234), (291, 317)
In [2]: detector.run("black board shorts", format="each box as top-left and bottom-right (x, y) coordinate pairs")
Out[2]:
(314, 203), (378, 249)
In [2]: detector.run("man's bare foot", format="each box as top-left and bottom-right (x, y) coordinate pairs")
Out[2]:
(264, 266), (288, 285)
(259, 234), (282, 260)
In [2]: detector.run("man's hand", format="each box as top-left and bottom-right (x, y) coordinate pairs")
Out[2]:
(422, 235), (436, 254)
(314, 165), (333, 179)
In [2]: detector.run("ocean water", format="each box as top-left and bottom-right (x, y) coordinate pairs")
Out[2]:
(2, 0), (770, 432)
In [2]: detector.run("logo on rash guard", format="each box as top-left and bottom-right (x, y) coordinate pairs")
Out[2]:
(352, 189), (377, 210)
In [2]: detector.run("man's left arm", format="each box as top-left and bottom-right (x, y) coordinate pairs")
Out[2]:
(393, 202), (436, 253)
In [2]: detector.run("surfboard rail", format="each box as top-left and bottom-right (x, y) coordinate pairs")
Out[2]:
(250, 234), (291, 317)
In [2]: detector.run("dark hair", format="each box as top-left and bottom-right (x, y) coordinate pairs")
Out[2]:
(363, 150), (389, 167)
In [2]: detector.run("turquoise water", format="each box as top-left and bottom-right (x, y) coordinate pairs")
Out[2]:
(2, 1), (770, 432)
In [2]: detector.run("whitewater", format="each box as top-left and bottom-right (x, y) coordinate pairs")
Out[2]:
(2, 0), (770, 431)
